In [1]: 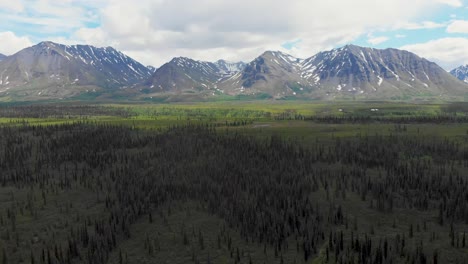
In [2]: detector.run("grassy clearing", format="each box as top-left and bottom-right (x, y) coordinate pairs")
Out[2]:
(1, 102), (467, 152)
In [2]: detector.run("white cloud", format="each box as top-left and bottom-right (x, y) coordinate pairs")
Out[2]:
(0, 1), (24, 12)
(435, 0), (463, 7)
(394, 21), (447, 30)
(396, 34), (407, 38)
(367, 36), (390, 45)
(401, 38), (468, 70)
(0, 31), (32, 55)
(1, 0), (464, 66)
(447, 20), (468, 33)
(67, 0), (457, 66)
(0, 0), (102, 35)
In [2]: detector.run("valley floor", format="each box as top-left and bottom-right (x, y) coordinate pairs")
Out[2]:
(0, 101), (467, 263)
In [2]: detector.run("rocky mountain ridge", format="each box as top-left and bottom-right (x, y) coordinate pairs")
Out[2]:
(450, 65), (468, 84)
(1, 41), (467, 101)
(0, 41), (152, 99)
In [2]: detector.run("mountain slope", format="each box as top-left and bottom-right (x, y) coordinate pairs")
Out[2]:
(0, 41), (152, 99)
(214, 60), (246, 77)
(146, 57), (220, 92)
(300, 45), (468, 99)
(1, 42), (466, 101)
(147, 65), (157, 73)
(145, 57), (245, 93)
(218, 51), (310, 97)
(450, 65), (468, 83)
(210, 45), (467, 100)
(0, 54), (5, 62)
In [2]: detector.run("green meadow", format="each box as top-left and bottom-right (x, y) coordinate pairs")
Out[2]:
(1, 101), (466, 142)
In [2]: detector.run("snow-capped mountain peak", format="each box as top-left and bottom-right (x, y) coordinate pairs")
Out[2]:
(214, 60), (246, 75)
(450, 65), (468, 83)
(0, 41), (153, 95)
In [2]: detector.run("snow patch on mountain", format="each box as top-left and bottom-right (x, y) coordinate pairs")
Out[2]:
(450, 65), (468, 83)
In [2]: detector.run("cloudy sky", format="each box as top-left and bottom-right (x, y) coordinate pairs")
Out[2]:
(0, 0), (468, 70)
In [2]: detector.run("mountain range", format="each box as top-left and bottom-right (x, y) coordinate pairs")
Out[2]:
(0, 41), (467, 101)
(0, 41), (152, 100)
(451, 65), (468, 84)
(297, 45), (466, 99)
(144, 57), (245, 93)
(147, 66), (157, 73)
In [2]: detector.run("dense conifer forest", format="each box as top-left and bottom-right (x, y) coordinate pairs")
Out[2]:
(0, 103), (467, 263)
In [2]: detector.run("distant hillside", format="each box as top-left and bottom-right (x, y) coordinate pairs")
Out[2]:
(145, 57), (245, 94)
(143, 45), (468, 101)
(218, 51), (309, 98)
(0, 41), (152, 100)
(1, 41), (467, 101)
(298, 45), (467, 99)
